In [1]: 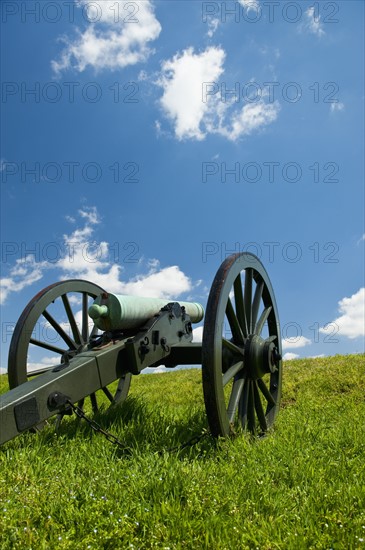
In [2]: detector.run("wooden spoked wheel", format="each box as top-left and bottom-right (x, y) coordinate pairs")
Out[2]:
(202, 253), (282, 437)
(8, 280), (131, 414)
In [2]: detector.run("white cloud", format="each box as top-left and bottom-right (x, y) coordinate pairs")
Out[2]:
(283, 352), (300, 361)
(147, 258), (160, 270)
(330, 102), (345, 113)
(78, 206), (101, 225)
(215, 101), (279, 141)
(59, 211), (193, 298)
(302, 7), (325, 37)
(193, 325), (203, 343)
(239, 0), (260, 13)
(157, 46), (226, 141)
(320, 288), (365, 340)
(68, 295), (81, 305)
(206, 17), (220, 38)
(138, 69), (149, 81)
(143, 365), (169, 374)
(0, 206), (196, 304)
(27, 356), (61, 373)
(56, 207), (113, 284)
(150, 366), (169, 374)
(282, 336), (311, 350)
(52, 0), (161, 74)
(0, 257), (45, 305)
(157, 46), (279, 142)
(118, 266), (192, 299)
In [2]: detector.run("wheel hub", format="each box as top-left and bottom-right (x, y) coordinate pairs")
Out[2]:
(245, 335), (280, 380)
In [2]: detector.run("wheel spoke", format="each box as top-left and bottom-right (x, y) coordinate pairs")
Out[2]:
(234, 275), (248, 337)
(227, 377), (245, 422)
(253, 380), (268, 432)
(42, 310), (77, 350)
(243, 268), (253, 334)
(257, 378), (276, 406)
(90, 393), (98, 413)
(90, 324), (99, 338)
(223, 360), (244, 386)
(62, 294), (82, 346)
(29, 338), (67, 355)
(255, 306), (272, 336)
(102, 386), (114, 403)
(222, 338), (244, 357)
(113, 375), (131, 404)
(247, 381), (256, 433)
(251, 280), (264, 332)
(238, 377), (250, 427)
(226, 298), (244, 344)
(82, 292), (89, 343)
(55, 414), (63, 431)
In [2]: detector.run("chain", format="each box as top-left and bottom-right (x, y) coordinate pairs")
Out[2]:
(159, 429), (210, 455)
(66, 400), (132, 453)
(66, 400), (211, 455)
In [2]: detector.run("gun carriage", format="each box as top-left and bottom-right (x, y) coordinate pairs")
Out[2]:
(0, 253), (282, 446)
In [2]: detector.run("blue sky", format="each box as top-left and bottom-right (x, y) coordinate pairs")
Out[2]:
(1, 0), (364, 372)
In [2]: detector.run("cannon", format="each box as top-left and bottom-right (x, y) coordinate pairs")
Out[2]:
(0, 253), (282, 446)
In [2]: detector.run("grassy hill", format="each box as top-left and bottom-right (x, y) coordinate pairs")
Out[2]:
(0, 354), (364, 549)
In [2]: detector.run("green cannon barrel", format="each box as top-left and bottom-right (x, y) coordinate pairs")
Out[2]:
(88, 294), (204, 331)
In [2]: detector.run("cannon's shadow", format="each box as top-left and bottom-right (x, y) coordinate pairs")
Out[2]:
(40, 396), (217, 459)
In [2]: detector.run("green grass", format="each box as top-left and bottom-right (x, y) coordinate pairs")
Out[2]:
(0, 355), (364, 549)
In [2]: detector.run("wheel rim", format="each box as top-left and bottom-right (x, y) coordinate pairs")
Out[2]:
(8, 280), (131, 413)
(202, 253), (282, 437)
